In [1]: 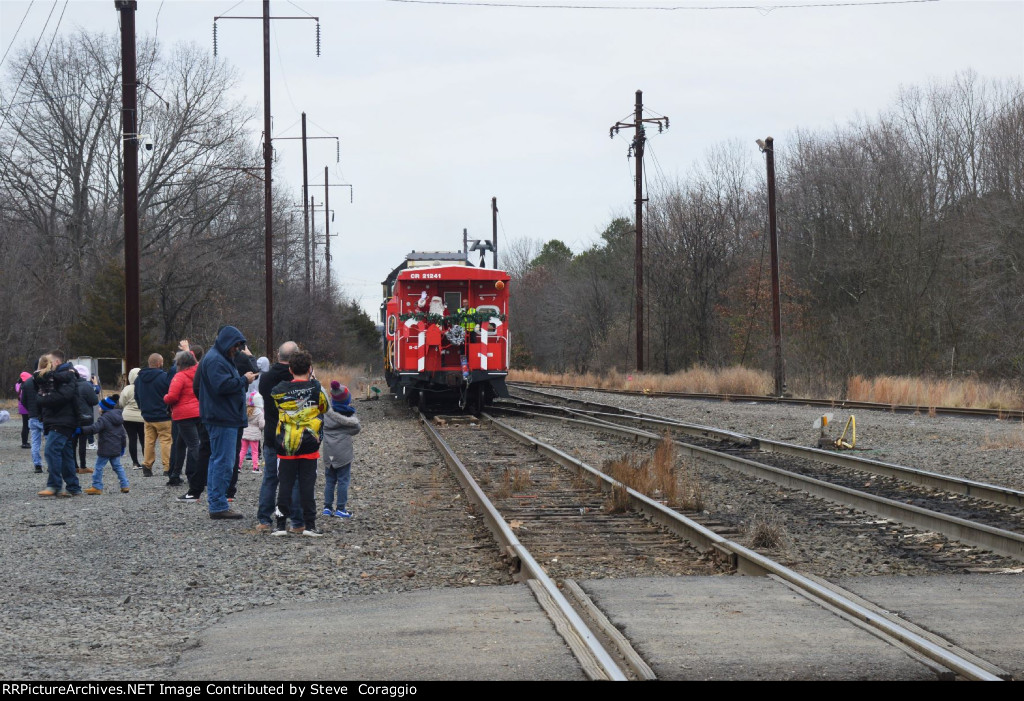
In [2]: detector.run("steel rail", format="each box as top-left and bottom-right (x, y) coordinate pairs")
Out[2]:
(491, 405), (1024, 562)
(507, 387), (1024, 509)
(480, 412), (1003, 681)
(508, 381), (1024, 421)
(416, 412), (628, 681)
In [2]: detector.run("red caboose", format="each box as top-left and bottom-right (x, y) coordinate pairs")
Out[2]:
(382, 252), (510, 410)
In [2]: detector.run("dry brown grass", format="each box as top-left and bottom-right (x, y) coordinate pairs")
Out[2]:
(847, 374), (1023, 411)
(510, 366), (772, 395)
(748, 511), (788, 549)
(313, 364), (374, 398)
(600, 436), (704, 512)
(512, 367), (1024, 412)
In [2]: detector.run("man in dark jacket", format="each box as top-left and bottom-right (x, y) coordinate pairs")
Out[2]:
(35, 350), (82, 496)
(255, 340), (299, 531)
(136, 353), (176, 477)
(196, 326), (255, 519)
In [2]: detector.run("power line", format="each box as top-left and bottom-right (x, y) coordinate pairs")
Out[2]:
(0, 0), (58, 134)
(0, 1), (35, 72)
(383, 0), (940, 12)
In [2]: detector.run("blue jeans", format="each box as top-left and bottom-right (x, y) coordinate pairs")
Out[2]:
(94, 456), (129, 491)
(29, 417), (44, 466)
(324, 462), (351, 511)
(257, 446), (303, 527)
(44, 430), (79, 493)
(205, 424), (237, 514)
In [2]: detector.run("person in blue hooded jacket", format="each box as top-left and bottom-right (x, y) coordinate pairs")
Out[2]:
(196, 325), (257, 519)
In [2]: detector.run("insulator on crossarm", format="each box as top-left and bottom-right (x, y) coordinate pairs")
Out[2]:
(316, 22), (321, 57)
(213, 22), (218, 57)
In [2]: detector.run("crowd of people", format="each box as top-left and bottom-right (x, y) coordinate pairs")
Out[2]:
(14, 326), (361, 537)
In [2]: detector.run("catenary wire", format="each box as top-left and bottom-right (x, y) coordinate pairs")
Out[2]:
(0, 0), (57, 133)
(0, 1), (35, 72)
(382, 0), (940, 12)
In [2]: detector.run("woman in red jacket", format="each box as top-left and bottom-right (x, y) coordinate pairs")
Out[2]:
(163, 350), (201, 488)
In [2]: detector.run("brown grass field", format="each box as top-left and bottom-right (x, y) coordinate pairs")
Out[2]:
(510, 367), (1024, 411)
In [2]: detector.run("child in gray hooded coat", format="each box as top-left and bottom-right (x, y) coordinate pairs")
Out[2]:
(321, 382), (360, 518)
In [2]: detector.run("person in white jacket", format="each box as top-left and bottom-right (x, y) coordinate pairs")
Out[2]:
(118, 368), (145, 469)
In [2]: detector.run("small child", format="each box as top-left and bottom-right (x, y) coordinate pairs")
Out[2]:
(240, 397), (265, 472)
(81, 395), (130, 495)
(321, 381), (361, 518)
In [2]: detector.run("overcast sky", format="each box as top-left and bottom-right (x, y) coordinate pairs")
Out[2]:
(2, 0), (1022, 320)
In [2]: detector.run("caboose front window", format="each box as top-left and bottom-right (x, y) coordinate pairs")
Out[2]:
(444, 292), (461, 313)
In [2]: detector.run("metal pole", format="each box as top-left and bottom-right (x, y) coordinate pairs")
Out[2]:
(463, 228), (468, 263)
(634, 89), (645, 373)
(301, 112), (310, 296)
(117, 1), (140, 371)
(491, 196), (498, 269)
(765, 136), (785, 396)
(324, 166), (331, 292)
(262, 0), (273, 354)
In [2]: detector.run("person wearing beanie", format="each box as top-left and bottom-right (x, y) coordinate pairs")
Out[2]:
(16, 371), (32, 448)
(321, 381), (360, 519)
(72, 364), (99, 473)
(79, 394), (130, 495)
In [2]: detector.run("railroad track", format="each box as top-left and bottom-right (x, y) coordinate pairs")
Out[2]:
(499, 387), (1024, 565)
(509, 381), (1024, 421)
(416, 408), (1009, 680)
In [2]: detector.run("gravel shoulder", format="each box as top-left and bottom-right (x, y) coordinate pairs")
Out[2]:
(0, 400), (509, 680)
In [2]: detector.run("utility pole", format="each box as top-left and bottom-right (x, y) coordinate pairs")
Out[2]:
(275, 126), (339, 296)
(116, 0), (140, 371)
(310, 195), (317, 289)
(302, 113), (310, 294)
(313, 167), (353, 293)
(212, 2), (319, 353)
(491, 197), (498, 269)
(463, 228), (468, 262)
(758, 136), (786, 397)
(610, 90), (669, 372)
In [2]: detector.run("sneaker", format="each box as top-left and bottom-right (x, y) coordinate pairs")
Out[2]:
(87, 443), (97, 450)
(166, 479), (183, 487)
(132, 464), (143, 470)
(34, 465), (43, 473)
(21, 443), (30, 449)
(335, 509), (351, 518)
(287, 525), (305, 535)
(142, 468), (153, 477)
(210, 509), (243, 520)
(120, 487), (130, 493)
(60, 491), (82, 497)
(177, 493), (200, 503)
(252, 468), (261, 473)
(322, 507), (334, 517)
(84, 487), (103, 495)
(302, 527), (324, 538)
(37, 487), (57, 497)
(270, 527), (289, 536)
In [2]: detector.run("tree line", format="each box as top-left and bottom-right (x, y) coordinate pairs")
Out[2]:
(0, 31), (380, 392)
(508, 72), (1023, 392)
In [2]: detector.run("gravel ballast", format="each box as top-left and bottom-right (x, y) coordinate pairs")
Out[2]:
(0, 400), (508, 680)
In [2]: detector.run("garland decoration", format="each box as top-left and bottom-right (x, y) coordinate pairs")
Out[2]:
(399, 310), (507, 327)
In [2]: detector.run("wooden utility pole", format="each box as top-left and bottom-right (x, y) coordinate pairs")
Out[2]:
(758, 136), (786, 397)
(116, 0), (140, 371)
(212, 2), (319, 353)
(302, 113), (310, 294)
(610, 90), (669, 372)
(324, 166), (331, 291)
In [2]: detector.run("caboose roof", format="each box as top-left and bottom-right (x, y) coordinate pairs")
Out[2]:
(396, 265), (510, 282)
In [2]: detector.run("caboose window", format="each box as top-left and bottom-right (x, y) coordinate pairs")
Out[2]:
(444, 292), (461, 313)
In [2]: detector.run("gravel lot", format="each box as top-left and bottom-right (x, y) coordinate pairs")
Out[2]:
(0, 400), (508, 680)
(4, 389), (1022, 679)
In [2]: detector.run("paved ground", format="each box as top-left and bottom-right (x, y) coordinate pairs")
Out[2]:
(174, 573), (1024, 680)
(837, 574), (1024, 679)
(173, 585), (586, 681)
